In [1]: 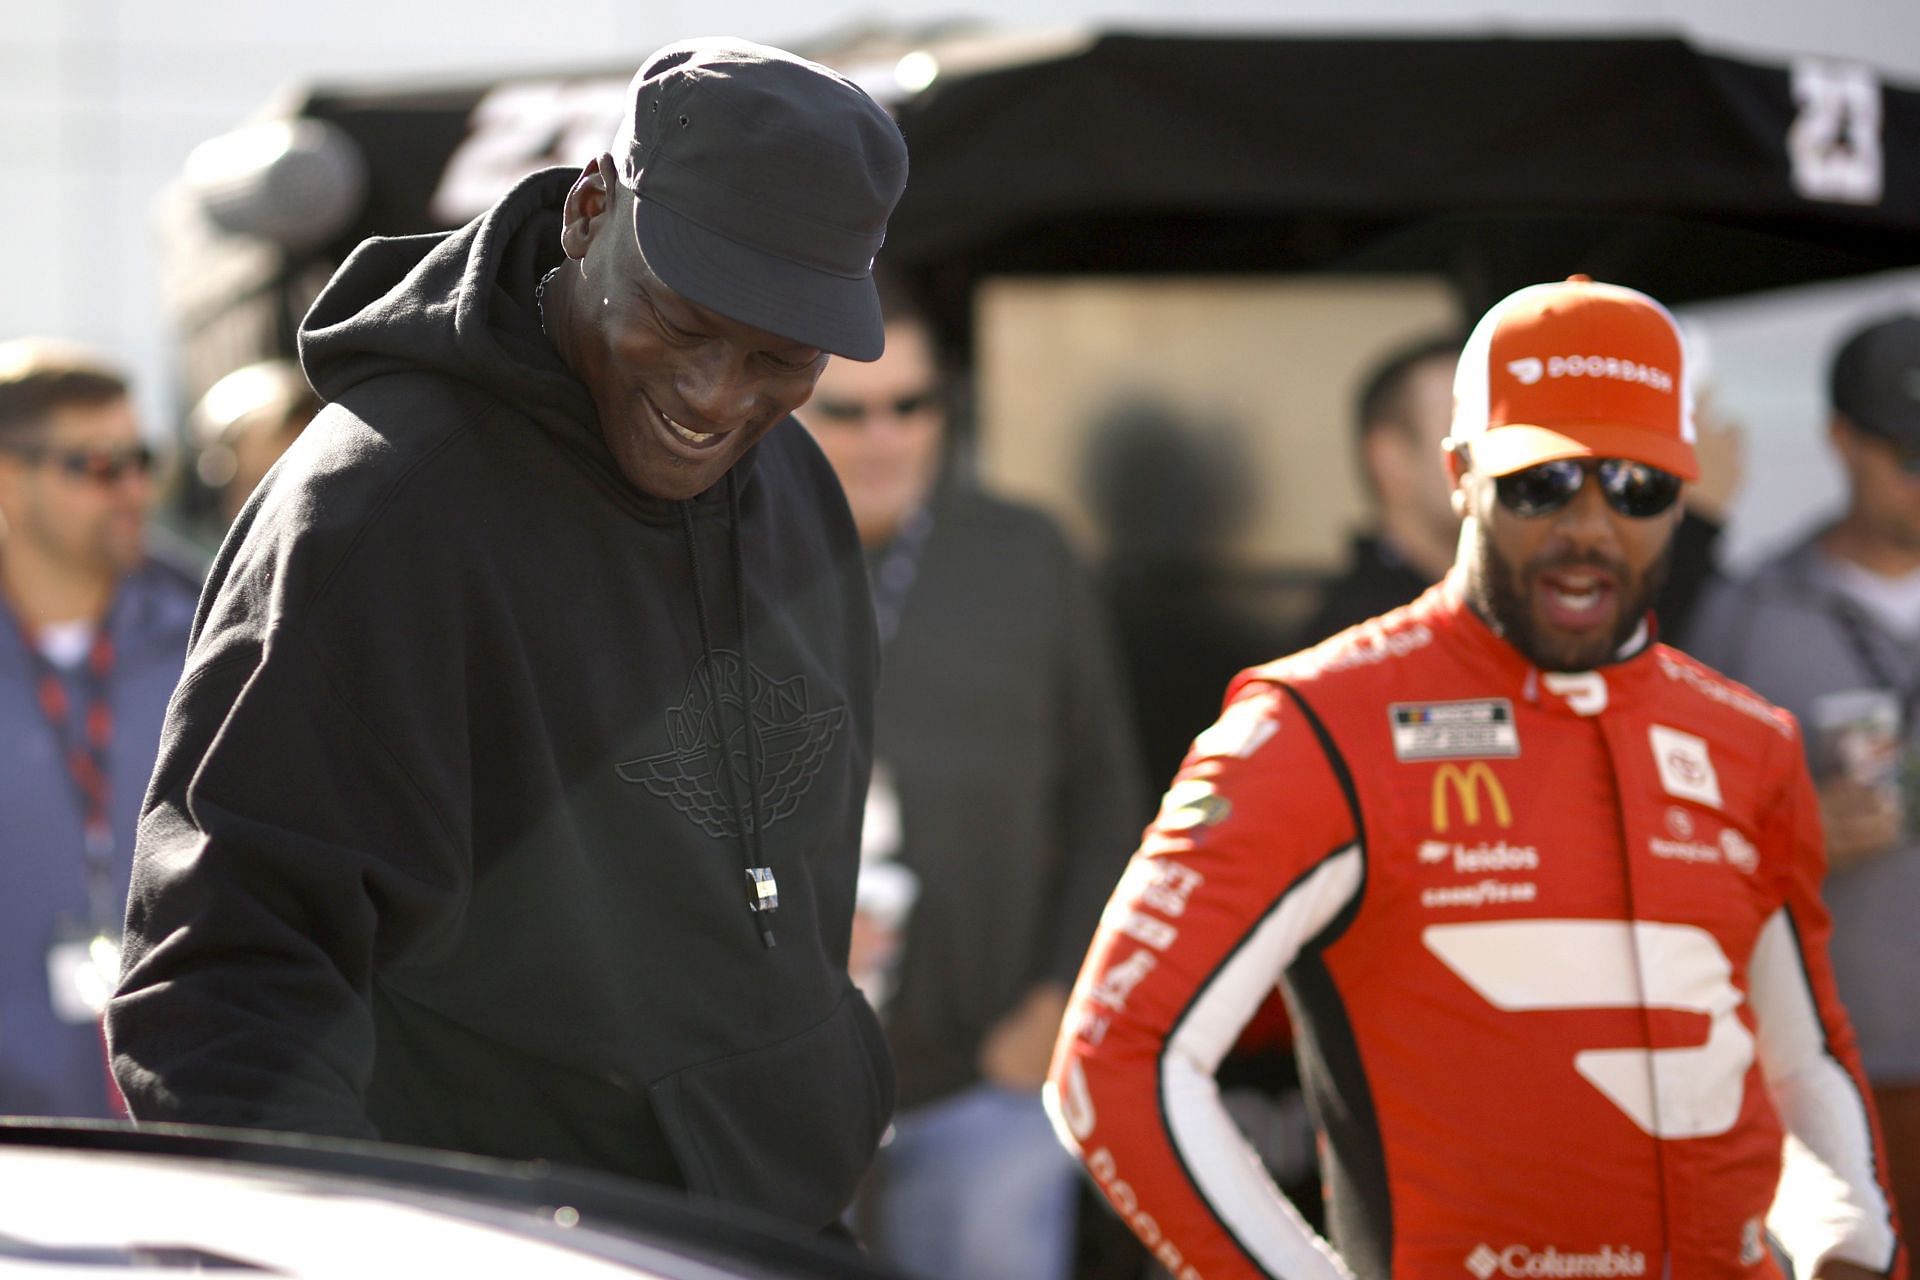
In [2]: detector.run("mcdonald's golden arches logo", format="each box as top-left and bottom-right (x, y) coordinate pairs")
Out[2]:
(1430, 762), (1512, 832)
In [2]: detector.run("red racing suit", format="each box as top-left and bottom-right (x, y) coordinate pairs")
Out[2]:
(1048, 580), (1905, 1280)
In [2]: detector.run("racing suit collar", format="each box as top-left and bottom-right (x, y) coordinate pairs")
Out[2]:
(1435, 570), (1658, 716)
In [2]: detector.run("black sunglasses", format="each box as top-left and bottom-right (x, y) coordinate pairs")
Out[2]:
(806, 389), (941, 425)
(1495, 457), (1684, 519)
(2, 442), (156, 484)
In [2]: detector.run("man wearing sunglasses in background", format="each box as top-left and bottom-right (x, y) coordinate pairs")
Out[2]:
(1047, 278), (1904, 1280)
(0, 339), (196, 1120)
(797, 274), (1146, 1280)
(1685, 311), (1920, 1257)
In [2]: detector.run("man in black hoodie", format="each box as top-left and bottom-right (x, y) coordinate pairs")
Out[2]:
(107, 39), (908, 1233)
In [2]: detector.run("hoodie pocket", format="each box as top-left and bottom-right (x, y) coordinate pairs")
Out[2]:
(647, 987), (894, 1228)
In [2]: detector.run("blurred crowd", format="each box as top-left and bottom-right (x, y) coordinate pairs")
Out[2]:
(4, 57), (1920, 1280)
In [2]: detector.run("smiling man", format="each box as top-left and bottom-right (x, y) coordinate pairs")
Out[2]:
(107, 39), (908, 1233)
(1047, 278), (1906, 1280)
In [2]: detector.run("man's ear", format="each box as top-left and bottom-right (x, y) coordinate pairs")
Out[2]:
(1361, 427), (1404, 503)
(1827, 412), (1859, 460)
(1444, 438), (1471, 518)
(560, 153), (617, 261)
(0, 455), (26, 518)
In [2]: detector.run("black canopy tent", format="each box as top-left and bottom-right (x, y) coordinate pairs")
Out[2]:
(150, 26), (1920, 432)
(878, 32), (1919, 356)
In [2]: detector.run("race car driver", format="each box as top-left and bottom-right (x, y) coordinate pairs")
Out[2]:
(1046, 277), (1906, 1280)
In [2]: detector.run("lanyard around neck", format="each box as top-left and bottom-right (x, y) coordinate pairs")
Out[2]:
(13, 607), (121, 930)
(1829, 600), (1920, 730)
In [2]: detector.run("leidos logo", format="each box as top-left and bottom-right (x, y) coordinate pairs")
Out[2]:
(1419, 839), (1539, 873)
(1431, 762), (1512, 832)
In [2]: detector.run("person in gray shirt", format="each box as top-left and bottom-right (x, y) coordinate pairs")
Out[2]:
(1684, 311), (1920, 1252)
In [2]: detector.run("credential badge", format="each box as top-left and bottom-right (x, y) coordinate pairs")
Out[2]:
(1391, 699), (1520, 761)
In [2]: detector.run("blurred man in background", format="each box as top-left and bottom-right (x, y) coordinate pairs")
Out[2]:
(0, 340), (196, 1118)
(800, 275), (1147, 1280)
(189, 358), (321, 529)
(1293, 334), (1461, 644)
(1685, 310), (1920, 1250)
(1083, 398), (1287, 802)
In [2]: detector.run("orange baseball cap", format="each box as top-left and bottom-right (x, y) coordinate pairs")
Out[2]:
(1451, 275), (1698, 481)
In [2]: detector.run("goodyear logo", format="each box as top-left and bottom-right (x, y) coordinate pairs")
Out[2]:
(1431, 762), (1512, 833)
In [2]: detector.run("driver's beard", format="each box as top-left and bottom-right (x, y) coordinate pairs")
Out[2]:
(1469, 528), (1672, 671)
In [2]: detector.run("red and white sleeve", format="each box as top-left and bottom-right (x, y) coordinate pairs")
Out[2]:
(1046, 682), (1363, 1280)
(1752, 732), (1906, 1279)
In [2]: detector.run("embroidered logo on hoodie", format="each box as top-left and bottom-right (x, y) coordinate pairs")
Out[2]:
(617, 650), (845, 838)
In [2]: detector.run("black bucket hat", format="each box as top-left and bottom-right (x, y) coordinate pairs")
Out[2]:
(614, 38), (909, 362)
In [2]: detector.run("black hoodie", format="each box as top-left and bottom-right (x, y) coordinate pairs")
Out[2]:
(108, 170), (890, 1229)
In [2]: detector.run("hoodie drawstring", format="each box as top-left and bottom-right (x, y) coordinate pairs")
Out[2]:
(681, 474), (778, 950)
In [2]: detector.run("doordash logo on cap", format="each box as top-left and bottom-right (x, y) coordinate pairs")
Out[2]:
(1511, 353), (1674, 394)
(1452, 275), (1699, 481)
